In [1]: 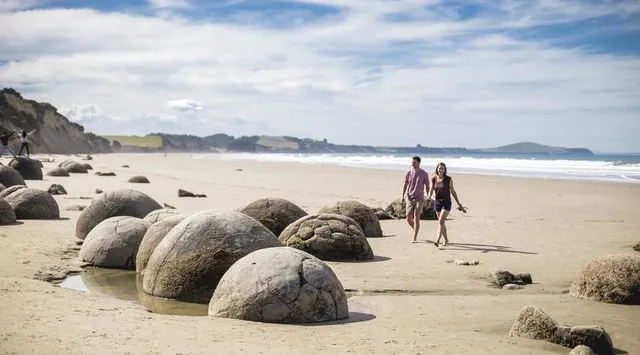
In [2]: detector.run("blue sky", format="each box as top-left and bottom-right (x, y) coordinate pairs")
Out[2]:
(1, 0), (639, 152)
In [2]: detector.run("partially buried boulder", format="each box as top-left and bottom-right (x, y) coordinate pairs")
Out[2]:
(385, 198), (436, 220)
(75, 189), (162, 240)
(0, 197), (17, 225)
(46, 168), (70, 177)
(143, 210), (282, 303)
(143, 208), (181, 224)
(128, 176), (150, 183)
(209, 247), (348, 324)
(633, 242), (639, 252)
(47, 184), (67, 195)
(0, 165), (27, 187)
(237, 197), (308, 236)
(318, 200), (383, 238)
(79, 216), (151, 269)
(95, 172), (116, 176)
(82, 163), (93, 170)
(62, 161), (88, 174)
(136, 213), (188, 277)
(279, 213), (374, 261)
(509, 305), (613, 355)
(0, 185), (26, 199)
(372, 207), (395, 220)
(3, 187), (60, 219)
(569, 254), (640, 304)
(9, 157), (42, 180)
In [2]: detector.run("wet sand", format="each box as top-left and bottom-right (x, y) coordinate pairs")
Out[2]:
(0, 153), (639, 354)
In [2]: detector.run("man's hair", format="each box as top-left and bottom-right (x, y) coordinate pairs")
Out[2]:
(412, 156), (421, 163)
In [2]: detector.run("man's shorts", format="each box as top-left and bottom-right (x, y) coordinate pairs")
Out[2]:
(406, 198), (425, 216)
(434, 199), (452, 212)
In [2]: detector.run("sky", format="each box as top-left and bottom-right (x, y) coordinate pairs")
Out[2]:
(0, 0), (639, 152)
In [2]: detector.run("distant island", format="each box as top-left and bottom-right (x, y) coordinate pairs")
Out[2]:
(0, 88), (593, 156)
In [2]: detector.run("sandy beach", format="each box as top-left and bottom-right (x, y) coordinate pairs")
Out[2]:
(0, 153), (638, 355)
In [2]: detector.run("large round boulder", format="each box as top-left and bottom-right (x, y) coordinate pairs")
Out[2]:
(209, 247), (349, 324)
(318, 200), (383, 238)
(633, 241), (640, 252)
(0, 185), (26, 199)
(143, 208), (181, 224)
(0, 197), (17, 225)
(569, 254), (640, 304)
(143, 210), (283, 303)
(79, 216), (151, 269)
(46, 167), (70, 177)
(62, 161), (88, 174)
(9, 157), (43, 180)
(128, 176), (150, 183)
(75, 189), (162, 240)
(385, 198), (436, 220)
(279, 214), (374, 261)
(0, 165), (26, 187)
(0, 183), (4, 193)
(237, 197), (308, 236)
(136, 213), (188, 277)
(3, 187), (60, 219)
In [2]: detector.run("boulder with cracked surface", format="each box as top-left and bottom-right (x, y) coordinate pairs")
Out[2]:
(79, 216), (151, 269)
(209, 247), (348, 324)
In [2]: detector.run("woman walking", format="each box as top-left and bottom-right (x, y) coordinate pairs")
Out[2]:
(428, 162), (466, 247)
(18, 129), (36, 157)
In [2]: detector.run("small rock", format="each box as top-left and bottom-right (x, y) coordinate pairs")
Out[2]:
(34, 271), (67, 282)
(65, 205), (86, 211)
(122, 164), (130, 168)
(178, 189), (196, 197)
(74, 239), (84, 245)
(82, 155), (93, 161)
(47, 184), (67, 195)
(454, 259), (479, 266)
(128, 176), (150, 183)
(569, 345), (595, 355)
(95, 172), (116, 176)
(95, 189), (103, 194)
(515, 273), (533, 284)
(488, 269), (516, 287)
(503, 284), (523, 290)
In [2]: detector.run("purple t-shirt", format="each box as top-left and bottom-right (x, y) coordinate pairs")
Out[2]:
(404, 168), (429, 200)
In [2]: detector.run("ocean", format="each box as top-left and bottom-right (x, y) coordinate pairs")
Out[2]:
(196, 152), (640, 184)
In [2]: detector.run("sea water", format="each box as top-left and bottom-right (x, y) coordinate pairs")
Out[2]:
(194, 152), (640, 184)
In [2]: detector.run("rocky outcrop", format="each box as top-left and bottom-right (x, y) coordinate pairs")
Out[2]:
(569, 254), (640, 304)
(209, 247), (349, 323)
(0, 88), (112, 154)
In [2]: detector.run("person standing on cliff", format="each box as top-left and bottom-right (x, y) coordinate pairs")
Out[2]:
(401, 156), (430, 242)
(18, 129), (36, 157)
(0, 130), (18, 159)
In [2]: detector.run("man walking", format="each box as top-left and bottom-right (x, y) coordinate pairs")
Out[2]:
(401, 156), (430, 242)
(0, 130), (18, 159)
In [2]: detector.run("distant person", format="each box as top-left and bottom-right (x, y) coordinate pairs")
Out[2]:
(428, 162), (466, 247)
(401, 156), (430, 242)
(0, 130), (18, 159)
(18, 129), (36, 157)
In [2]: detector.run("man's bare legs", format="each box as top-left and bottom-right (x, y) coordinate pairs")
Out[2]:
(434, 210), (450, 246)
(412, 210), (421, 242)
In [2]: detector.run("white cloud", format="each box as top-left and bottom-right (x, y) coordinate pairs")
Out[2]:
(0, 0), (41, 12)
(166, 99), (205, 112)
(147, 0), (190, 9)
(0, 1), (639, 151)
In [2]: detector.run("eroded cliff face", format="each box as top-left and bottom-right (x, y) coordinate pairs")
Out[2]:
(0, 88), (112, 154)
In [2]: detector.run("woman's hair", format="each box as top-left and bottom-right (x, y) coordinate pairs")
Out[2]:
(435, 162), (447, 176)
(21, 130), (26, 137)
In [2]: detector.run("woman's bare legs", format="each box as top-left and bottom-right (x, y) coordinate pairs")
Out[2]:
(434, 210), (450, 246)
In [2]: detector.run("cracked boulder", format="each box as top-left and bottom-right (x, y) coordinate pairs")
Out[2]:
(237, 197), (308, 236)
(61, 161), (88, 174)
(3, 187), (60, 219)
(143, 210), (282, 303)
(46, 167), (70, 177)
(136, 213), (188, 277)
(0, 197), (17, 225)
(143, 208), (182, 224)
(9, 157), (43, 180)
(47, 184), (67, 195)
(279, 213), (374, 261)
(79, 216), (152, 269)
(509, 305), (614, 355)
(209, 247), (349, 324)
(569, 254), (640, 304)
(385, 198), (436, 220)
(0, 165), (27, 187)
(75, 189), (162, 240)
(318, 200), (383, 238)
(128, 176), (150, 183)
(0, 185), (26, 199)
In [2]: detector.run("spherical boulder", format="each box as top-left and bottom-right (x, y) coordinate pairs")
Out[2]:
(318, 200), (383, 238)
(82, 163), (93, 170)
(0, 197), (17, 225)
(385, 198), (436, 220)
(279, 213), (374, 261)
(62, 161), (88, 174)
(136, 214), (188, 277)
(3, 187), (60, 219)
(209, 247), (348, 323)
(75, 189), (162, 240)
(46, 168), (70, 177)
(0, 185), (26, 199)
(0, 183), (4, 193)
(128, 176), (150, 183)
(0, 165), (26, 187)
(569, 254), (640, 304)
(237, 197), (308, 236)
(143, 208), (181, 224)
(633, 241), (639, 252)
(9, 157), (43, 180)
(143, 210), (283, 303)
(80, 216), (151, 269)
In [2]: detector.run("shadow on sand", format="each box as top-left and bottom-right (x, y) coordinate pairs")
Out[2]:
(296, 312), (376, 326)
(443, 242), (538, 255)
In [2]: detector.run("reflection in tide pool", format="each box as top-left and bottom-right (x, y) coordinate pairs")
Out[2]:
(59, 267), (208, 316)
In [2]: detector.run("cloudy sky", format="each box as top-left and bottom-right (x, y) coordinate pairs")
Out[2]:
(1, 0), (639, 152)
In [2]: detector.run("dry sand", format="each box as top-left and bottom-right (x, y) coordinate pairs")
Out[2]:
(0, 153), (638, 355)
